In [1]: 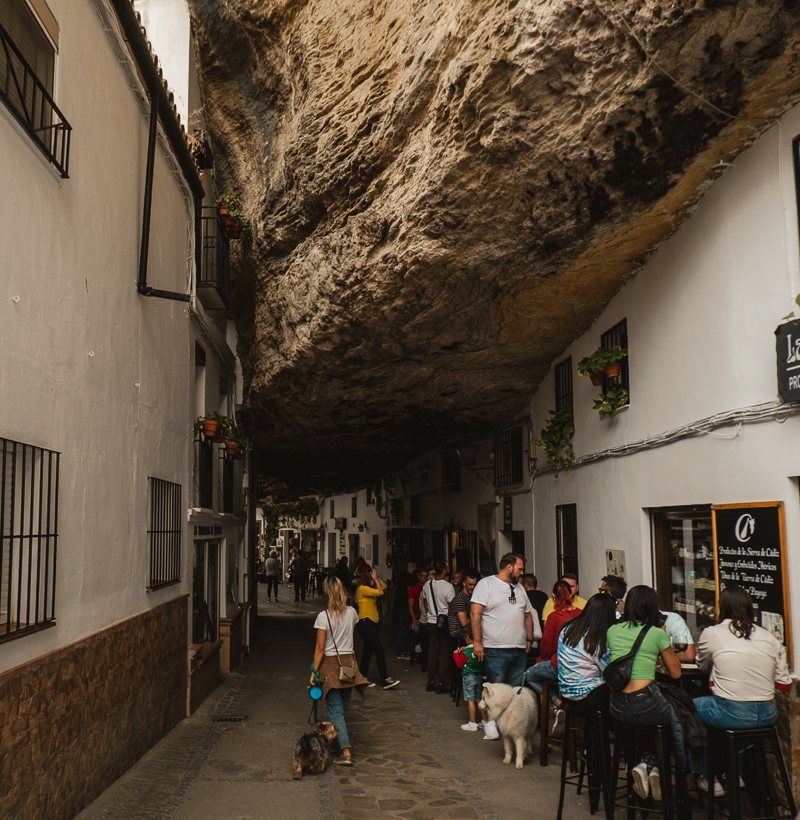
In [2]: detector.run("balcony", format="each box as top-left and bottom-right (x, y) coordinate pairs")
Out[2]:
(0, 22), (71, 178)
(197, 207), (230, 311)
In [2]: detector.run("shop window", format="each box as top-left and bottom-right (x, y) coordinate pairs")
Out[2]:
(556, 503), (578, 578)
(148, 477), (181, 590)
(0, 438), (59, 641)
(494, 427), (523, 487)
(651, 506), (714, 642)
(601, 318), (629, 394)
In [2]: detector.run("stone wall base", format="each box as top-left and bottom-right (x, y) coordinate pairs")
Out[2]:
(0, 596), (188, 820)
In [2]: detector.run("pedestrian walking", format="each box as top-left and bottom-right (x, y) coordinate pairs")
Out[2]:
(265, 549), (280, 603)
(311, 576), (370, 766)
(355, 565), (400, 689)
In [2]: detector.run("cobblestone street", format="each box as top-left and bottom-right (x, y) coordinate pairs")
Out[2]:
(76, 585), (588, 820)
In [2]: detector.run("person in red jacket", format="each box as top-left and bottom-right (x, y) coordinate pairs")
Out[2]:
(523, 580), (580, 730)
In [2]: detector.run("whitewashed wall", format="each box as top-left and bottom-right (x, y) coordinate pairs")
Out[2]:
(529, 101), (800, 663)
(0, 0), (195, 672)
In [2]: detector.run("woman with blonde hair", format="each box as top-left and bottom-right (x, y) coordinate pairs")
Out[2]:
(311, 576), (369, 765)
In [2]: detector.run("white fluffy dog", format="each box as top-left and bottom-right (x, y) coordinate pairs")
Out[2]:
(478, 682), (539, 769)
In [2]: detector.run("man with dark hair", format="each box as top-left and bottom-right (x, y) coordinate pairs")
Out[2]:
(448, 567), (481, 645)
(600, 574), (627, 602)
(542, 572), (586, 623)
(522, 573), (548, 633)
(421, 561), (455, 693)
(470, 553), (539, 692)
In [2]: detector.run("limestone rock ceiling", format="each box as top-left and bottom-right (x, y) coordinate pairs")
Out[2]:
(189, 0), (800, 494)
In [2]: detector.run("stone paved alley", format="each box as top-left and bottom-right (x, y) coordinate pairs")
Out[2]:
(76, 586), (580, 820)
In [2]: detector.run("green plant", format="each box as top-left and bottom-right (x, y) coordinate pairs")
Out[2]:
(215, 193), (253, 240)
(261, 497), (320, 546)
(577, 345), (628, 377)
(535, 403), (575, 476)
(193, 410), (233, 436)
(782, 294), (800, 323)
(593, 387), (630, 419)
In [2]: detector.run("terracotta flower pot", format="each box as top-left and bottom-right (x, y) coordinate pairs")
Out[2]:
(604, 361), (621, 378)
(225, 441), (238, 456)
(589, 371), (605, 386)
(226, 222), (242, 239)
(201, 419), (219, 438)
(234, 452), (244, 461)
(212, 431), (225, 443)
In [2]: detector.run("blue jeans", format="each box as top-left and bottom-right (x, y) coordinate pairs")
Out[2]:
(484, 648), (527, 687)
(524, 660), (559, 701)
(325, 687), (353, 749)
(694, 695), (777, 729)
(610, 683), (687, 771)
(397, 609), (412, 653)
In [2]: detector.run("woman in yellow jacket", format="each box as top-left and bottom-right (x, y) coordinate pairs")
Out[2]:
(355, 565), (401, 689)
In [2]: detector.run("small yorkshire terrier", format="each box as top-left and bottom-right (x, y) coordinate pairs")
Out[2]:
(292, 720), (339, 780)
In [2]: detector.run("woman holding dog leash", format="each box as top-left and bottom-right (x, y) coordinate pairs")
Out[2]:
(311, 576), (370, 766)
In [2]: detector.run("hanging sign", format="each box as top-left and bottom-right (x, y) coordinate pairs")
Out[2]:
(775, 321), (800, 402)
(712, 502), (791, 665)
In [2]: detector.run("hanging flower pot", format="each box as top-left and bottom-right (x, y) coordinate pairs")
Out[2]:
(589, 371), (605, 387)
(604, 361), (621, 378)
(201, 419), (219, 438)
(233, 451), (244, 461)
(225, 440), (238, 457)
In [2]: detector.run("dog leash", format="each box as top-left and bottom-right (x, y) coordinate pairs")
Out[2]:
(308, 663), (324, 725)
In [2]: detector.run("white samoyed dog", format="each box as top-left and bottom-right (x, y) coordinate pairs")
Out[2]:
(478, 682), (539, 769)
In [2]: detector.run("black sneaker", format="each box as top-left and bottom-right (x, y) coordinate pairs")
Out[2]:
(435, 684), (448, 694)
(425, 682), (436, 692)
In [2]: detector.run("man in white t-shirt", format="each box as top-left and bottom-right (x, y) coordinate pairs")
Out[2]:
(660, 610), (697, 663)
(470, 552), (540, 688)
(420, 560), (456, 693)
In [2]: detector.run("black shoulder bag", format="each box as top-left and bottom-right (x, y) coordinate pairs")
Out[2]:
(603, 625), (653, 693)
(429, 580), (449, 630)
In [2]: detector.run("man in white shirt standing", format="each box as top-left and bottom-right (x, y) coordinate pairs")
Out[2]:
(420, 560), (456, 693)
(471, 552), (540, 689)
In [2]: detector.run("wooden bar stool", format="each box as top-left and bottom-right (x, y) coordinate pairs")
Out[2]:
(706, 724), (796, 820)
(539, 678), (564, 766)
(557, 703), (609, 820)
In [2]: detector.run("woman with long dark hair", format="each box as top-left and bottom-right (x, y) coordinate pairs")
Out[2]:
(557, 592), (618, 712)
(355, 564), (400, 689)
(311, 576), (370, 765)
(693, 585), (791, 793)
(606, 585), (683, 800)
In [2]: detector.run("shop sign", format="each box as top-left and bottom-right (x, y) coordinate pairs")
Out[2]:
(713, 502), (791, 664)
(502, 496), (512, 531)
(775, 321), (800, 401)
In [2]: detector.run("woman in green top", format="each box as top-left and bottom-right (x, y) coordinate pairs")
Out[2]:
(606, 585), (684, 798)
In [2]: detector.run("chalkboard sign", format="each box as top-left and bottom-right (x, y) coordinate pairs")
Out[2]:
(712, 502), (791, 666)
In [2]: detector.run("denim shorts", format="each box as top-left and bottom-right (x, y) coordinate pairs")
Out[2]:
(694, 695), (777, 729)
(462, 673), (483, 702)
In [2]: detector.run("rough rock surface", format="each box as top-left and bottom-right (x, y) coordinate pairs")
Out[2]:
(189, 0), (800, 492)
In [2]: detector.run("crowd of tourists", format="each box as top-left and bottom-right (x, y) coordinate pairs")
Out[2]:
(306, 550), (790, 797)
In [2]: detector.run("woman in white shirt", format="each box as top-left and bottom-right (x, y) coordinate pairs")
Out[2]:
(311, 576), (369, 765)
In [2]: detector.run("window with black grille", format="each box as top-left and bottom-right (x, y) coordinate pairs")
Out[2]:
(222, 457), (233, 514)
(494, 427), (523, 487)
(1, 438), (59, 641)
(555, 357), (573, 411)
(556, 503), (579, 579)
(148, 478), (181, 591)
(601, 319), (629, 393)
(440, 449), (461, 493)
(329, 499), (335, 519)
(196, 439), (213, 509)
(351, 496), (358, 518)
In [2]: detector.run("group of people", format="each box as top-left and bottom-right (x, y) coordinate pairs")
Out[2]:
(307, 551), (791, 791)
(263, 547), (311, 603)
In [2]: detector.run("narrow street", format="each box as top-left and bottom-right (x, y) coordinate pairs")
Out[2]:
(76, 586), (573, 820)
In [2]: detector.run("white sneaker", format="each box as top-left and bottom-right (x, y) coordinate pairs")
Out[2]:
(382, 678), (400, 689)
(461, 721), (479, 732)
(697, 775), (725, 797)
(367, 682), (377, 688)
(414, 644), (422, 653)
(483, 720), (499, 740)
(632, 762), (650, 799)
(552, 708), (565, 738)
(649, 767), (661, 802)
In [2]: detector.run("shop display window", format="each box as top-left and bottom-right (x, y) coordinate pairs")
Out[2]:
(652, 506), (715, 642)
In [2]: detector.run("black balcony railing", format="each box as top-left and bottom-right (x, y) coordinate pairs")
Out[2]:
(198, 207), (230, 310)
(0, 22), (71, 178)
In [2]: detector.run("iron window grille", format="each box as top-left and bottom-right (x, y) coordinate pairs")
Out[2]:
(440, 448), (461, 493)
(329, 499), (335, 519)
(555, 357), (573, 411)
(197, 207), (230, 309)
(1, 438), (60, 641)
(147, 478), (181, 591)
(0, 20), (71, 178)
(195, 439), (213, 510)
(556, 503), (579, 579)
(493, 427), (523, 487)
(351, 496), (357, 518)
(601, 318), (629, 393)
(221, 455), (233, 514)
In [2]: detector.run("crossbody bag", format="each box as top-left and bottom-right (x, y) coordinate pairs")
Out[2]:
(325, 611), (357, 683)
(602, 624), (653, 693)
(429, 580), (449, 631)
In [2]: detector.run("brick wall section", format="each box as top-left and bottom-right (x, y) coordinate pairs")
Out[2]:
(0, 595), (188, 820)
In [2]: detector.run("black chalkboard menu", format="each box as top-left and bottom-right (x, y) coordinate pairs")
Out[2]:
(712, 502), (791, 666)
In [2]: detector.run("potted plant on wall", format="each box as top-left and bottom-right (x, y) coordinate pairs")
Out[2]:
(215, 194), (253, 241)
(592, 387), (630, 419)
(535, 403), (575, 476)
(193, 411), (232, 441)
(577, 346), (628, 385)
